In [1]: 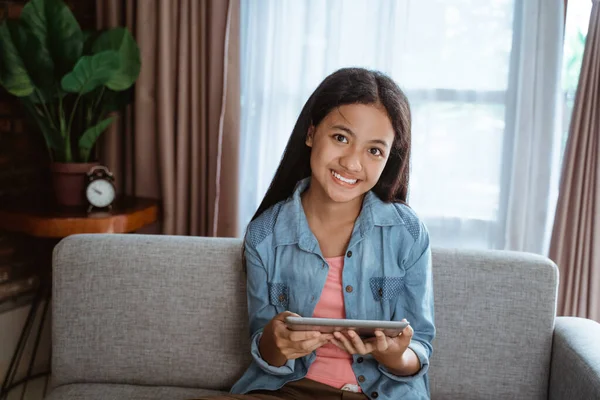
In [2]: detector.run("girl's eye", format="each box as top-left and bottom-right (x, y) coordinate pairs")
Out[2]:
(370, 148), (383, 157)
(333, 134), (348, 143)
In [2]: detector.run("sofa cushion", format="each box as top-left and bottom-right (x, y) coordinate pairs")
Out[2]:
(44, 383), (227, 400)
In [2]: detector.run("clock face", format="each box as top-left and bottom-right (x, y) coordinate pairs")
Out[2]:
(86, 179), (116, 208)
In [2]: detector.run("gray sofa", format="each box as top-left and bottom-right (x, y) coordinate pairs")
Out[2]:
(45, 234), (600, 400)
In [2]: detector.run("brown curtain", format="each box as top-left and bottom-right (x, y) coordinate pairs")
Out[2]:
(549, 0), (600, 322)
(96, 0), (240, 237)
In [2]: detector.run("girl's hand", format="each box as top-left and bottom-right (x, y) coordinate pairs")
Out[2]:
(262, 311), (333, 361)
(330, 319), (413, 356)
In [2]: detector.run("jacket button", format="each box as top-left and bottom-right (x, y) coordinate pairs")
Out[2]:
(345, 285), (353, 293)
(356, 357), (364, 363)
(278, 294), (286, 302)
(358, 375), (365, 383)
(371, 392), (379, 398)
(378, 287), (383, 297)
(346, 251), (352, 258)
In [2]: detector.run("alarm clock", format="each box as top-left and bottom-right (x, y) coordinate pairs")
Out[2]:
(86, 165), (116, 212)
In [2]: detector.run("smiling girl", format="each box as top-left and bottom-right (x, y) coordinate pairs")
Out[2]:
(197, 68), (435, 400)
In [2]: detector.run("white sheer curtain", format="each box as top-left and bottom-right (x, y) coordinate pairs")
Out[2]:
(238, 0), (564, 254)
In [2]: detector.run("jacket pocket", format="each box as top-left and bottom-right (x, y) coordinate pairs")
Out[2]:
(369, 277), (404, 301)
(268, 282), (289, 307)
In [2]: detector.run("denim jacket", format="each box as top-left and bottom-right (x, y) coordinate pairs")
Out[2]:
(230, 178), (435, 400)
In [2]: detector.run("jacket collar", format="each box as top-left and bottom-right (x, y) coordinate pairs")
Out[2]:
(272, 177), (405, 252)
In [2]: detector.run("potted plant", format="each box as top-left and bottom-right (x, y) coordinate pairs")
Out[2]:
(0, 0), (140, 206)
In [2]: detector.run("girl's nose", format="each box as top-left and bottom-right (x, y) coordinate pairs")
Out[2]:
(339, 152), (362, 173)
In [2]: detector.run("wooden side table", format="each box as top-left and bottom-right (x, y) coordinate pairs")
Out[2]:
(0, 196), (159, 400)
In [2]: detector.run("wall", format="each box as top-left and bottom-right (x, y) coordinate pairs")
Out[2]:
(0, 1), (96, 396)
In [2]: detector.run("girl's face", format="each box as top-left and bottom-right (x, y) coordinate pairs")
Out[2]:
(306, 103), (395, 204)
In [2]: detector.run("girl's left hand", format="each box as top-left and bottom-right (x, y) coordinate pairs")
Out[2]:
(330, 319), (413, 356)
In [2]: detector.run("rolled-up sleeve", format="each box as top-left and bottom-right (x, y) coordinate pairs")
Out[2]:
(379, 222), (435, 382)
(250, 330), (295, 375)
(245, 241), (295, 375)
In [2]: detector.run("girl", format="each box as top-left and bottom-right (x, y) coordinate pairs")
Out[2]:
(200, 68), (435, 400)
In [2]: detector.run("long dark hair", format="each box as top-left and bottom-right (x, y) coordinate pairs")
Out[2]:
(251, 67), (412, 223)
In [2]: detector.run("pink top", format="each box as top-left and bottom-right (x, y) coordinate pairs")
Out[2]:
(305, 256), (360, 391)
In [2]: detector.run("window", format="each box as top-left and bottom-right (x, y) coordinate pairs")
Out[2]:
(561, 0), (593, 155)
(240, 0), (564, 254)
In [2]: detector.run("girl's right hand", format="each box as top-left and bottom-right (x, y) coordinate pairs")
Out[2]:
(260, 311), (333, 363)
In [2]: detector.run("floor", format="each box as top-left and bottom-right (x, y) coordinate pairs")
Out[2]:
(4, 376), (49, 400)
(1, 299), (51, 400)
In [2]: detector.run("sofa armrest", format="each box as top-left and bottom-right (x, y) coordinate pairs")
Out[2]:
(549, 317), (600, 400)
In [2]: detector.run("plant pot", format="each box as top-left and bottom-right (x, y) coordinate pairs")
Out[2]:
(50, 162), (100, 207)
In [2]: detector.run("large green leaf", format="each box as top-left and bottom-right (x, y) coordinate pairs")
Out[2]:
(92, 27), (140, 91)
(20, 0), (83, 78)
(61, 51), (120, 95)
(0, 22), (34, 97)
(78, 117), (114, 162)
(7, 20), (55, 96)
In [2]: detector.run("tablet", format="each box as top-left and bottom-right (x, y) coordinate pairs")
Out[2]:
(285, 316), (409, 338)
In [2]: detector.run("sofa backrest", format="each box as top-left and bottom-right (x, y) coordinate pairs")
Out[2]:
(429, 248), (557, 399)
(51, 234), (558, 399)
(52, 234), (252, 391)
